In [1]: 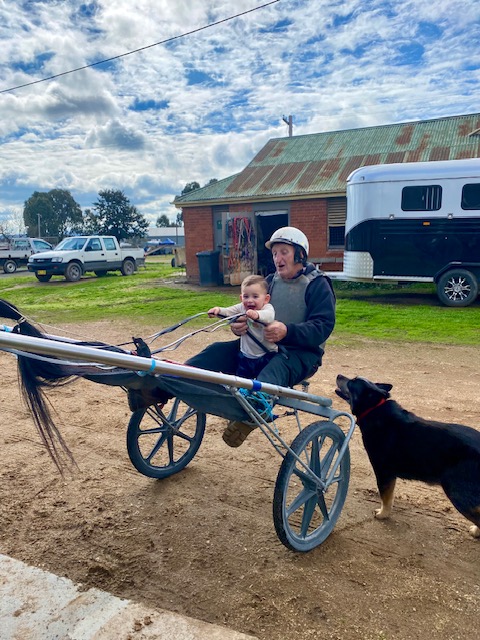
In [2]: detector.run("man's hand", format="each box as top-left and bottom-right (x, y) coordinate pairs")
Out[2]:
(230, 315), (248, 336)
(263, 321), (287, 343)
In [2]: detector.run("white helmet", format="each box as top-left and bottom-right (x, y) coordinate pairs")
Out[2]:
(265, 226), (309, 256)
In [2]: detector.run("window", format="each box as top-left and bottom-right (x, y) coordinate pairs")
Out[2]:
(327, 197), (346, 248)
(401, 185), (442, 211)
(32, 240), (52, 252)
(103, 238), (117, 250)
(461, 183), (480, 210)
(87, 238), (102, 251)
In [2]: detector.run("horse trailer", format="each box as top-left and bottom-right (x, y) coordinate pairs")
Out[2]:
(332, 158), (480, 307)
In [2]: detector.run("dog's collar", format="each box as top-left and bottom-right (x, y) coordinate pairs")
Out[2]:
(356, 398), (387, 422)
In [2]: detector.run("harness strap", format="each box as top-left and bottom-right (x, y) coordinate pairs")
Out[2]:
(245, 328), (276, 355)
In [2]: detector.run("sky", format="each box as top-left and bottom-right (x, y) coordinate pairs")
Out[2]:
(0, 0), (479, 232)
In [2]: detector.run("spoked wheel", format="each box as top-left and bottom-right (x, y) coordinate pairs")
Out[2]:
(273, 420), (350, 552)
(127, 399), (206, 478)
(436, 269), (479, 307)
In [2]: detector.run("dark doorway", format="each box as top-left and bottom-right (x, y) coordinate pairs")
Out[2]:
(256, 213), (288, 275)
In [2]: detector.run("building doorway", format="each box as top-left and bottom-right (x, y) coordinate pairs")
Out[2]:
(255, 211), (288, 275)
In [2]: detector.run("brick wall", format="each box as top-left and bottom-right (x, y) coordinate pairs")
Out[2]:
(290, 199), (343, 270)
(183, 206), (215, 283)
(182, 198), (344, 283)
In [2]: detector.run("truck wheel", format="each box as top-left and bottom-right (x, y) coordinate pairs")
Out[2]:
(437, 269), (479, 307)
(121, 258), (135, 276)
(3, 260), (17, 274)
(36, 274), (52, 282)
(65, 262), (82, 282)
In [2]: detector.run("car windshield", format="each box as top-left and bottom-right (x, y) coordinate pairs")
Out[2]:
(32, 240), (52, 252)
(55, 237), (87, 251)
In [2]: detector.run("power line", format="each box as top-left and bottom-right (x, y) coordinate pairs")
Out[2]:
(1, 1), (280, 95)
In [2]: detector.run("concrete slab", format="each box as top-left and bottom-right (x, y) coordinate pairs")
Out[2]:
(0, 554), (258, 640)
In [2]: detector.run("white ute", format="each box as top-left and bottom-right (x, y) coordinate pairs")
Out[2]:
(28, 235), (145, 282)
(0, 237), (52, 273)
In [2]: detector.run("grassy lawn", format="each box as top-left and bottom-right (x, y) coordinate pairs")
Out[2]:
(0, 260), (479, 345)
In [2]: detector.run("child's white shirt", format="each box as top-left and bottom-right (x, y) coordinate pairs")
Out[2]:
(216, 302), (277, 358)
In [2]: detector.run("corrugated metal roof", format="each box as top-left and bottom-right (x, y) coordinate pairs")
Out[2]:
(175, 113), (480, 206)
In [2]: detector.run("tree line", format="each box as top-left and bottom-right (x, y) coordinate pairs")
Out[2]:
(155, 179), (217, 228)
(19, 179), (218, 241)
(23, 189), (149, 242)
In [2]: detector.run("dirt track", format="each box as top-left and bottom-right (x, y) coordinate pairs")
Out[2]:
(0, 320), (479, 640)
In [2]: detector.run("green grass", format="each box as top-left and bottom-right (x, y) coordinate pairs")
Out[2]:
(0, 261), (239, 326)
(1, 262), (479, 345)
(333, 281), (480, 344)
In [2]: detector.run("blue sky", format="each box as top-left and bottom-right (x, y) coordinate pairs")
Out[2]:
(0, 0), (479, 231)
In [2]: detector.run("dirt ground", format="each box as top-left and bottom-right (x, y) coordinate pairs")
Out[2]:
(0, 316), (479, 640)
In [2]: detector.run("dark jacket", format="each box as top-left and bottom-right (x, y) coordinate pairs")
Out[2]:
(266, 263), (336, 357)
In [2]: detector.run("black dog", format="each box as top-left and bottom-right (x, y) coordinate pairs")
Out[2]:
(335, 374), (480, 538)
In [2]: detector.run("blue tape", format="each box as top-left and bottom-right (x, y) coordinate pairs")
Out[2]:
(136, 358), (157, 377)
(252, 380), (262, 391)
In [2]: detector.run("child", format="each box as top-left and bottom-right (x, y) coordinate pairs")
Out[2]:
(208, 274), (277, 379)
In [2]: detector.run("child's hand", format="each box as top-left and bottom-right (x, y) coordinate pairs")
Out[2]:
(208, 307), (221, 317)
(245, 309), (259, 321)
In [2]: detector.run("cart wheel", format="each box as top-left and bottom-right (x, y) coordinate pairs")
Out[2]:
(273, 420), (350, 552)
(127, 399), (206, 479)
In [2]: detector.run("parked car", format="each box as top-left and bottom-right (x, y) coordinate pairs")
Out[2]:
(27, 235), (145, 282)
(0, 237), (53, 273)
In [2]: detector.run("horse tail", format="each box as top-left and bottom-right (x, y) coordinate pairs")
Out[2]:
(0, 299), (76, 472)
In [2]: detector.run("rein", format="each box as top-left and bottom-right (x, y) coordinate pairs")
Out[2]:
(356, 398), (387, 422)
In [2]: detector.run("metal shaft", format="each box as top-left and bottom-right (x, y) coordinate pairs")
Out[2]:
(0, 330), (332, 406)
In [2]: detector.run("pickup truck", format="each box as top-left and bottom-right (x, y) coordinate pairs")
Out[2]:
(0, 237), (53, 273)
(27, 235), (145, 282)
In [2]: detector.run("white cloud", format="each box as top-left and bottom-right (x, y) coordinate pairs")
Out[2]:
(0, 0), (479, 226)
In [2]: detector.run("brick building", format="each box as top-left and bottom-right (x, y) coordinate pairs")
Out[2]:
(174, 113), (480, 284)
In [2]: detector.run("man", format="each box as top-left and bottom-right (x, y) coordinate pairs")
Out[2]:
(187, 226), (336, 446)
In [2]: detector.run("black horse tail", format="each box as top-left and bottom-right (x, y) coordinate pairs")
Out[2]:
(0, 299), (77, 472)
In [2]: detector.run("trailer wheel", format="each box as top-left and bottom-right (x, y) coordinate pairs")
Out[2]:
(437, 269), (479, 307)
(3, 259), (17, 274)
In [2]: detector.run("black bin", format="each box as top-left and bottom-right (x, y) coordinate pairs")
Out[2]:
(196, 250), (220, 286)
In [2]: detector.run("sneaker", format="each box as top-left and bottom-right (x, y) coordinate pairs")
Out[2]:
(222, 421), (257, 447)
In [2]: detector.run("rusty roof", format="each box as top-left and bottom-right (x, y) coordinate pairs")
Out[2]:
(174, 113), (480, 206)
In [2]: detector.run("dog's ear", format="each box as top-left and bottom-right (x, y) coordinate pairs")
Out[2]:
(375, 382), (393, 397)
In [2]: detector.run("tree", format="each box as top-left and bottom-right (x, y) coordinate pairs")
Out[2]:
(181, 181), (200, 195)
(23, 192), (54, 237)
(156, 214), (172, 227)
(87, 189), (149, 240)
(23, 189), (82, 239)
(0, 208), (27, 236)
(48, 189), (83, 238)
